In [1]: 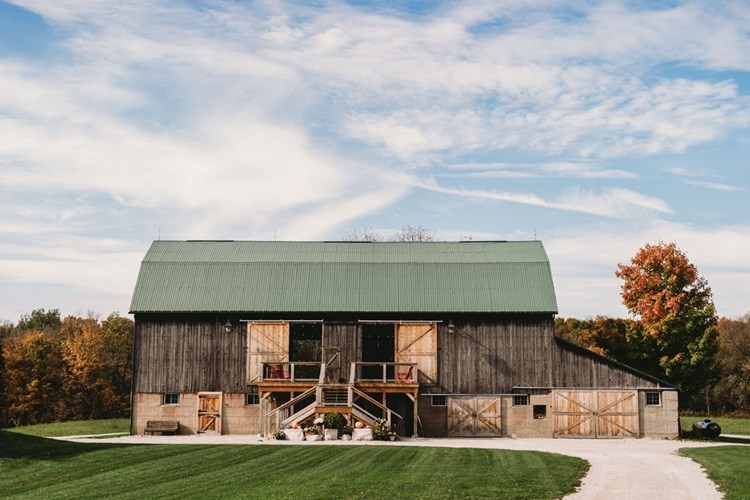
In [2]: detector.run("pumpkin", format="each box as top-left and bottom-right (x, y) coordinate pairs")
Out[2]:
(291, 422), (300, 429)
(354, 421), (364, 429)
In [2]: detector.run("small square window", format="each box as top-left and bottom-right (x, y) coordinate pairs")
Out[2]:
(513, 395), (529, 406)
(163, 393), (179, 405)
(645, 392), (661, 406)
(431, 396), (446, 407)
(246, 386), (259, 406)
(533, 405), (547, 419)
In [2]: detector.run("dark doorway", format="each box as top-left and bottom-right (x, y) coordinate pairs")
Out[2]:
(290, 323), (322, 379)
(362, 323), (394, 379)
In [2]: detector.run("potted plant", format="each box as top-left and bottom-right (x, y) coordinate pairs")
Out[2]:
(372, 418), (390, 440)
(272, 430), (286, 440)
(387, 431), (397, 441)
(323, 412), (345, 440)
(341, 425), (354, 441)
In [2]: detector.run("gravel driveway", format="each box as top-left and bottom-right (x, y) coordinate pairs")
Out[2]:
(60, 434), (733, 499)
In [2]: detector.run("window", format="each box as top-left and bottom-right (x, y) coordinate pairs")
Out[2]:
(431, 395), (446, 407)
(246, 386), (259, 406)
(513, 395), (529, 406)
(533, 405), (547, 419)
(645, 391), (661, 406)
(163, 393), (179, 405)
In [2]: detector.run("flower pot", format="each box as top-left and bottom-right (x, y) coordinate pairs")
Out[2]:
(324, 429), (338, 441)
(342, 434), (352, 441)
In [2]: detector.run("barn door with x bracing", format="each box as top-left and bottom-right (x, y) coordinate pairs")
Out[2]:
(396, 323), (437, 384)
(553, 390), (639, 438)
(197, 392), (222, 434)
(447, 397), (502, 437)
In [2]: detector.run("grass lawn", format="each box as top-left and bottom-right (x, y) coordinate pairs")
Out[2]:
(680, 446), (750, 500)
(0, 430), (588, 499)
(680, 416), (750, 435)
(5, 419), (130, 437)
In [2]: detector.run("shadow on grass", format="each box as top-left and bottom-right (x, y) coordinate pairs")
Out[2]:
(680, 430), (750, 445)
(0, 430), (121, 460)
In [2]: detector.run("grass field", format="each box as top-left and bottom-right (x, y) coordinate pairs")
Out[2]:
(680, 446), (750, 500)
(0, 430), (588, 499)
(680, 416), (750, 435)
(5, 419), (130, 437)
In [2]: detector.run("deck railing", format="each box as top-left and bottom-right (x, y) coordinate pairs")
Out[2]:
(260, 361), (322, 382)
(349, 362), (417, 384)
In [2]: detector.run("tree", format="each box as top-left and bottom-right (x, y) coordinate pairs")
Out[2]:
(59, 314), (134, 420)
(343, 224), (435, 242)
(342, 227), (383, 242)
(395, 224), (434, 242)
(711, 314), (750, 413)
(15, 309), (61, 337)
(616, 242), (718, 406)
(2, 331), (65, 426)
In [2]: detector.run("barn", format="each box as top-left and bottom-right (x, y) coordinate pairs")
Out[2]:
(129, 240), (679, 438)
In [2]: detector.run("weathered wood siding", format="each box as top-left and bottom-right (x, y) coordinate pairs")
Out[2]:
(322, 322), (361, 381)
(438, 316), (554, 394)
(551, 338), (659, 388)
(133, 315), (245, 393)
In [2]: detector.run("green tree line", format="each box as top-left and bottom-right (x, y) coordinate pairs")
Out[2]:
(0, 309), (133, 428)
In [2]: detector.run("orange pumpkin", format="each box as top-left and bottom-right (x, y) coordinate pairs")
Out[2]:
(291, 422), (300, 429)
(354, 421), (364, 429)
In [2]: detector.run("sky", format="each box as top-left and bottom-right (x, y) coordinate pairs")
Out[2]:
(0, 0), (748, 323)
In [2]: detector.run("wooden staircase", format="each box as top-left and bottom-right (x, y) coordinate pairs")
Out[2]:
(263, 361), (403, 434)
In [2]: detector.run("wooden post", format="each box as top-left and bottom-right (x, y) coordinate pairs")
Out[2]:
(412, 392), (418, 437)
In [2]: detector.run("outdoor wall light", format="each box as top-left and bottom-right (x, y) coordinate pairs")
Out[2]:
(224, 319), (233, 333)
(447, 321), (455, 335)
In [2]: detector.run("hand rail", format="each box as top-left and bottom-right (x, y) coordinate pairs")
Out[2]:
(351, 386), (403, 421)
(265, 385), (317, 417)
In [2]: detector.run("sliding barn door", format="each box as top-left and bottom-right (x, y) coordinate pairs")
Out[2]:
(553, 390), (639, 438)
(396, 323), (437, 384)
(246, 322), (289, 384)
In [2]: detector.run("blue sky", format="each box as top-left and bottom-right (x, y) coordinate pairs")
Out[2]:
(1, 0), (748, 322)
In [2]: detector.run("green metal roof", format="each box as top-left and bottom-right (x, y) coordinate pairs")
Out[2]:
(129, 241), (558, 314)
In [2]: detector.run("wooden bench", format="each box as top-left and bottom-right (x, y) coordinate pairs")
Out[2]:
(144, 420), (179, 435)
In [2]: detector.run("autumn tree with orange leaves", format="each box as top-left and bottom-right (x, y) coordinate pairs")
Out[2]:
(616, 242), (718, 405)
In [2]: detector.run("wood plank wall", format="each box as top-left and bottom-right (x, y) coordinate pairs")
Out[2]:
(133, 314), (660, 395)
(438, 317), (554, 394)
(550, 338), (658, 388)
(133, 315), (245, 393)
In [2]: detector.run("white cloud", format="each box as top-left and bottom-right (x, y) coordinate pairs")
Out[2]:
(1, 0), (749, 321)
(417, 179), (672, 219)
(444, 161), (636, 180)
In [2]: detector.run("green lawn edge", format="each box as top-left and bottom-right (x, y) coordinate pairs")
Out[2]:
(680, 446), (750, 500)
(0, 430), (588, 499)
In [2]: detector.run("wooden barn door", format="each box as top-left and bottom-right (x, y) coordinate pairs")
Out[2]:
(246, 322), (289, 384)
(553, 390), (639, 438)
(447, 397), (502, 437)
(396, 323), (437, 384)
(197, 392), (222, 434)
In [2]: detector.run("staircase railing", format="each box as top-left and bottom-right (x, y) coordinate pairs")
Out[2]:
(350, 386), (403, 429)
(264, 385), (317, 433)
